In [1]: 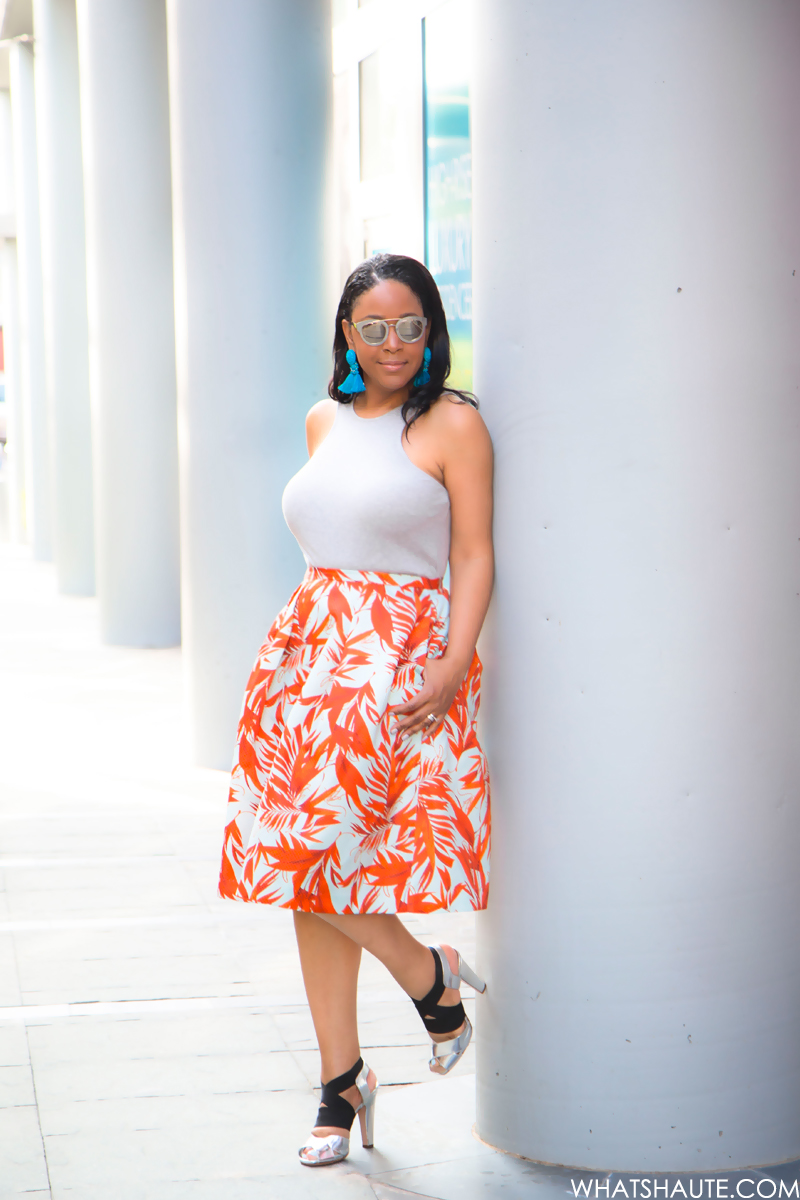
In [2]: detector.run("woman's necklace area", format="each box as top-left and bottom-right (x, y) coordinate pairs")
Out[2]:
(353, 395), (405, 420)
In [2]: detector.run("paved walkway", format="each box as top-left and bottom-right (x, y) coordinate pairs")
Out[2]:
(0, 545), (544, 1200)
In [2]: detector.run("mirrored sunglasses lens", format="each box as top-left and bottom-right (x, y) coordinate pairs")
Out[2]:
(359, 321), (388, 344)
(396, 318), (425, 343)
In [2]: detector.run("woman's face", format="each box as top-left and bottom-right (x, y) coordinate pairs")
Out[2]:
(343, 279), (429, 394)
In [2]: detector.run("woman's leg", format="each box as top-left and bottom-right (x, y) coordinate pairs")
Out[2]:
(317, 913), (464, 1013)
(294, 912), (464, 1137)
(293, 911), (377, 1136)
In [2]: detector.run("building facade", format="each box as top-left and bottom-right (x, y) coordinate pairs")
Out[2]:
(333, 0), (473, 386)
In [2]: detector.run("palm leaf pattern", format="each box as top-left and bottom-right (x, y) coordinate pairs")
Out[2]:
(218, 567), (490, 913)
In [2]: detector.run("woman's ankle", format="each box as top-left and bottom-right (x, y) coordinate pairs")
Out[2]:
(408, 943), (462, 1007)
(313, 1067), (377, 1135)
(402, 941), (440, 1001)
(319, 1050), (362, 1086)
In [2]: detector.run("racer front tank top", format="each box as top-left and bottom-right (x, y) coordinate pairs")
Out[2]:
(282, 401), (450, 578)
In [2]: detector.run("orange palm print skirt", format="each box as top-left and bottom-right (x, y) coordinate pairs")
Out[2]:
(218, 566), (490, 913)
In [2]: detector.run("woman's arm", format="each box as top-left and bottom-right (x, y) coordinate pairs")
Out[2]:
(393, 400), (494, 738)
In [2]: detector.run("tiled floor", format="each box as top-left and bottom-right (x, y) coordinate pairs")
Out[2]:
(2, 543), (799, 1200)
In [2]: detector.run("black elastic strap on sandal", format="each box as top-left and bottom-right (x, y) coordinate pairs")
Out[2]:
(412, 946), (467, 1035)
(314, 1056), (364, 1131)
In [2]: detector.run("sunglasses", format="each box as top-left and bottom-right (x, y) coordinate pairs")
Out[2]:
(351, 316), (428, 346)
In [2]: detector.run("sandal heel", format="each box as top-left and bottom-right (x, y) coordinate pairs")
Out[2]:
(358, 1085), (377, 1148)
(457, 955), (486, 994)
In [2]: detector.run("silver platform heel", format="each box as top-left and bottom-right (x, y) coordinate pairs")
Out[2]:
(298, 1057), (377, 1168)
(413, 944), (487, 1076)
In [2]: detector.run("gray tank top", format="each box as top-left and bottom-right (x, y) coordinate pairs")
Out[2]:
(282, 401), (451, 578)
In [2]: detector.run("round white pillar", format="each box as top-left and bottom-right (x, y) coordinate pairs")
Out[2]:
(33, 0), (94, 594)
(1, 238), (24, 542)
(166, 0), (332, 768)
(9, 42), (50, 561)
(0, 86), (25, 544)
(473, 1), (800, 1172)
(76, 0), (180, 647)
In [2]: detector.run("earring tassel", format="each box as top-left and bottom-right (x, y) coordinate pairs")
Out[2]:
(340, 349), (366, 394)
(413, 347), (432, 388)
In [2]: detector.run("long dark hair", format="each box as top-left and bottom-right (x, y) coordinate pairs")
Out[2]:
(328, 254), (476, 429)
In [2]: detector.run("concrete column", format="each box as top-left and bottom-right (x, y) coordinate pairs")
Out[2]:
(33, 0), (94, 594)
(0, 84), (25, 543)
(76, 0), (180, 647)
(1, 239), (24, 541)
(166, 0), (331, 767)
(9, 42), (50, 560)
(473, 1), (800, 1172)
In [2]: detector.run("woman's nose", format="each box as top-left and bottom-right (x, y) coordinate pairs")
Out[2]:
(385, 326), (402, 350)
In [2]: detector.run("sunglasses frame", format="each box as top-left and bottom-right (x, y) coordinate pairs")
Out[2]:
(351, 316), (429, 346)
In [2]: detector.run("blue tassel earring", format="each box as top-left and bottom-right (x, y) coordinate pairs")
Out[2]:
(339, 348), (366, 395)
(413, 347), (432, 388)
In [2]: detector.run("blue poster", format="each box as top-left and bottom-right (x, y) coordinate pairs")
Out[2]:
(424, 3), (472, 390)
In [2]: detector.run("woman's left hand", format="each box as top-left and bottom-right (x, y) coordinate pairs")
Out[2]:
(390, 657), (465, 740)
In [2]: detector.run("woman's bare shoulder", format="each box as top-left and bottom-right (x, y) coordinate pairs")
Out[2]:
(429, 393), (492, 450)
(305, 398), (338, 455)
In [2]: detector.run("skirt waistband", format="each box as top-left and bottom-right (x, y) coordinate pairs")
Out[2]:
(304, 565), (444, 590)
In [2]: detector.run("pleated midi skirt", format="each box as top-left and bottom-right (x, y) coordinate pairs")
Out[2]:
(218, 566), (490, 914)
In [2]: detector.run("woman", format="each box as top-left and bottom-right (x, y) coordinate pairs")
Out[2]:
(219, 253), (493, 1167)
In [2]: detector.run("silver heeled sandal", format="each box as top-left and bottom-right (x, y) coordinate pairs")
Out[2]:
(412, 944), (486, 1075)
(298, 1057), (378, 1167)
